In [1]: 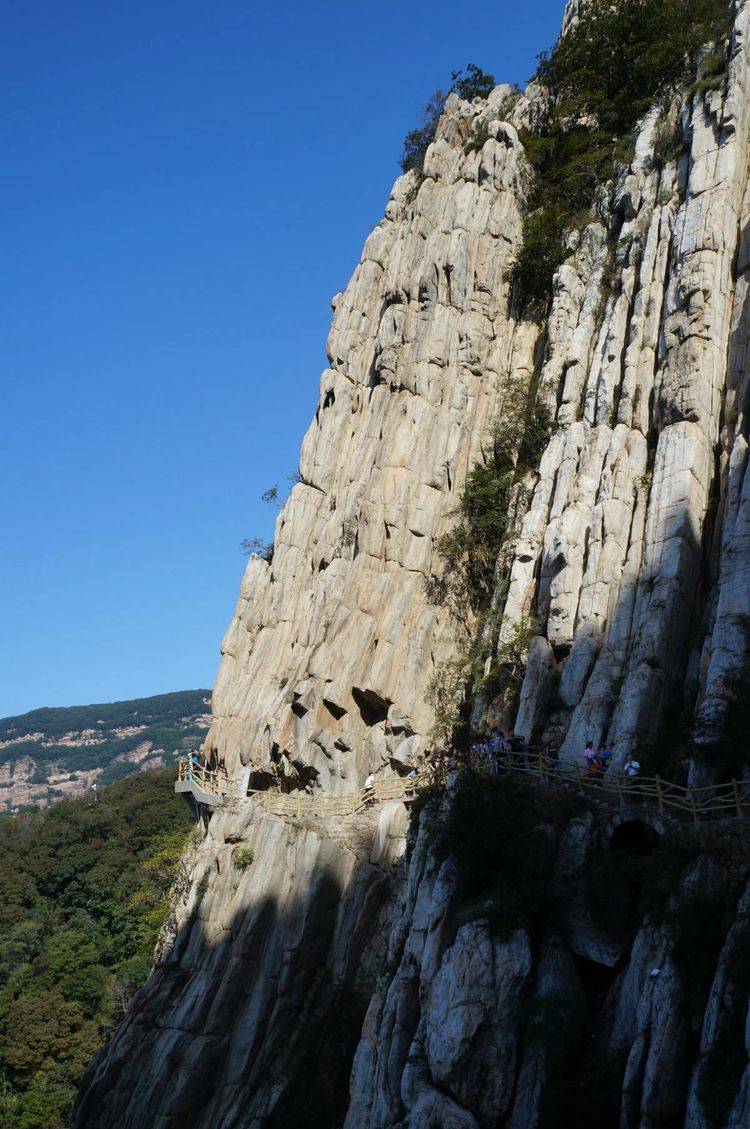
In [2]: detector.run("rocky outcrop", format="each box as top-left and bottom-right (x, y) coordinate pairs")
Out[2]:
(343, 789), (750, 1129)
(200, 0), (750, 785)
(501, 2), (750, 775)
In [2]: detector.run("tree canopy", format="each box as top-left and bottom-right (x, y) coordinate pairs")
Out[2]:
(0, 769), (194, 1128)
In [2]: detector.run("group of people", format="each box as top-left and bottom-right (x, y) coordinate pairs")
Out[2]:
(583, 740), (640, 778)
(465, 728), (643, 782)
(359, 731), (644, 796)
(187, 750), (225, 777)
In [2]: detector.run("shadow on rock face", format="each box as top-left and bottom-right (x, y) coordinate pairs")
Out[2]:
(73, 807), (391, 1129)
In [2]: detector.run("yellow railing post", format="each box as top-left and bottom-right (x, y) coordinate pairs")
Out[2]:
(733, 779), (744, 819)
(689, 787), (699, 826)
(615, 773), (624, 809)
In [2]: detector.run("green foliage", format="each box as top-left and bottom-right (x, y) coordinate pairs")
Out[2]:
(400, 64), (495, 176)
(232, 847), (255, 870)
(240, 537), (274, 562)
(429, 401), (552, 623)
(407, 783), (443, 839)
(400, 90), (447, 175)
(451, 64), (496, 102)
(689, 44), (730, 95)
(517, 401), (554, 469)
(424, 395), (552, 743)
(0, 769), (194, 1127)
(513, 0), (731, 309)
(651, 106), (686, 171)
(463, 117), (491, 155)
(0, 690), (208, 744)
(537, 0), (730, 137)
(426, 658), (473, 752)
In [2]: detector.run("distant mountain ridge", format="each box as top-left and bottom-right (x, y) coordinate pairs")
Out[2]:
(0, 689), (211, 812)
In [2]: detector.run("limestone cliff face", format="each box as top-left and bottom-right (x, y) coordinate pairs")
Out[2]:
(344, 789), (750, 1129)
(208, 0), (750, 791)
(76, 3), (750, 1127)
(500, 1), (750, 777)
(75, 802), (405, 1127)
(207, 87), (534, 796)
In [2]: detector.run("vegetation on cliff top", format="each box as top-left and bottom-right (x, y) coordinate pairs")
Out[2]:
(514, 0), (732, 308)
(0, 768), (194, 1128)
(400, 64), (496, 175)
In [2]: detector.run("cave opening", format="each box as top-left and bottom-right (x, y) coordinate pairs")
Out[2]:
(608, 819), (661, 855)
(351, 687), (390, 727)
(585, 820), (663, 939)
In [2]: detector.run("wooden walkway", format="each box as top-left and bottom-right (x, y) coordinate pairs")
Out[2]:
(176, 752), (750, 825)
(175, 756), (432, 816)
(175, 759), (229, 808)
(470, 748), (750, 824)
(243, 770), (434, 819)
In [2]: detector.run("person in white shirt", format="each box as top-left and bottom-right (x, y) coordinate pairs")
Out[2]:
(624, 753), (641, 778)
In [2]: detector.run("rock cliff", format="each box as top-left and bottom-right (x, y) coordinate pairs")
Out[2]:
(76, 2), (750, 1126)
(205, 80), (534, 796)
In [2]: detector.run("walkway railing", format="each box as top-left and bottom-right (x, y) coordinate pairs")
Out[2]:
(176, 757), (228, 800)
(468, 747), (750, 823)
(177, 750), (750, 825)
(245, 769), (435, 820)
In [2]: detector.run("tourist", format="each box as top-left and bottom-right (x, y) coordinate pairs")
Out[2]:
(490, 729), (505, 776)
(364, 772), (375, 791)
(624, 753), (641, 778)
(599, 745), (613, 771)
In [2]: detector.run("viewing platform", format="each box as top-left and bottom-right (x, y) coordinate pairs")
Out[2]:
(175, 757), (228, 808)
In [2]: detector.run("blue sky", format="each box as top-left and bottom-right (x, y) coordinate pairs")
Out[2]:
(0, 0), (564, 717)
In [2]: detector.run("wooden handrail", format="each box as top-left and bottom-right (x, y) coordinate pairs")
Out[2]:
(177, 748), (750, 825)
(462, 747), (750, 822)
(177, 756), (225, 797)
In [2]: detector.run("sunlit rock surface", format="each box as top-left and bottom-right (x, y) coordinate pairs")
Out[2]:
(205, 88), (532, 795)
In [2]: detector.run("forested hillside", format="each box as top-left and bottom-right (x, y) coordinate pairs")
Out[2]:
(0, 690), (211, 812)
(0, 768), (195, 1128)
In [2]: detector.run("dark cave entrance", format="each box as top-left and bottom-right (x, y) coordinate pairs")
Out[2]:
(585, 819), (663, 942)
(608, 819), (662, 854)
